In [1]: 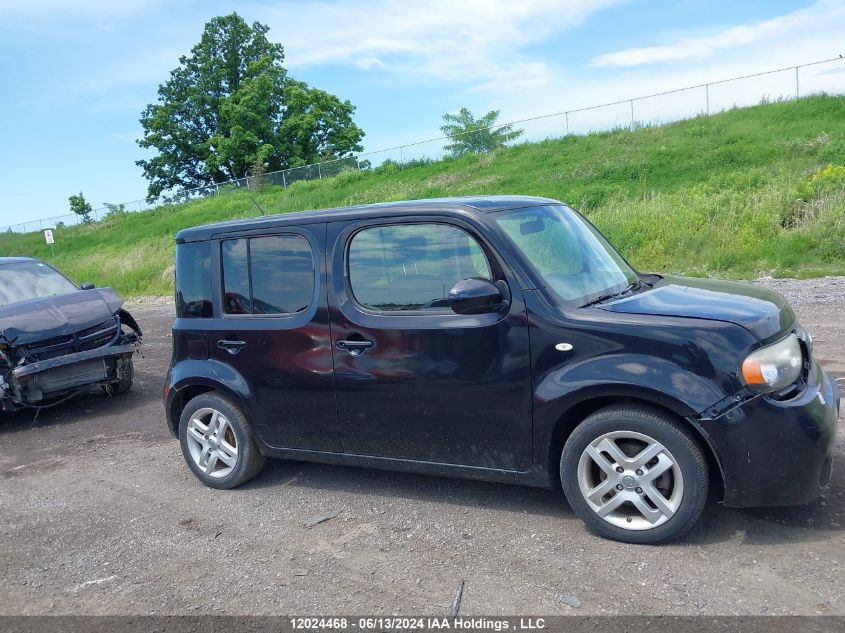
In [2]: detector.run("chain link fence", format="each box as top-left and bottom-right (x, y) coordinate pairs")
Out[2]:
(3, 56), (845, 241)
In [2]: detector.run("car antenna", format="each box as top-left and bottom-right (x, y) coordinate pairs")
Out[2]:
(250, 196), (267, 216)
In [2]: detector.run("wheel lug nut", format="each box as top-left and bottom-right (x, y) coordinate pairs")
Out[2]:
(636, 469), (643, 476)
(616, 484), (623, 491)
(636, 487), (643, 494)
(616, 466), (624, 473)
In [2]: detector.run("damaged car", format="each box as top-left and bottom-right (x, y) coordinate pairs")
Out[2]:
(0, 257), (142, 410)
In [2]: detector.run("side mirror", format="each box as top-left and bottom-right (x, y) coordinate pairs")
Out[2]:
(79, 282), (95, 290)
(448, 277), (504, 315)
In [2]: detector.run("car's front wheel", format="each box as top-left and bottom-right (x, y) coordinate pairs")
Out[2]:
(178, 392), (266, 489)
(560, 405), (708, 544)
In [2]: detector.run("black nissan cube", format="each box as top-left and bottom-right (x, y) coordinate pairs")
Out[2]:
(164, 196), (839, 543)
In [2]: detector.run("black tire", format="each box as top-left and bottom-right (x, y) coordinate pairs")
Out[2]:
(103, 358), (133, 395)
(178, 392), (266, 489)
(560, 405), (708, 544)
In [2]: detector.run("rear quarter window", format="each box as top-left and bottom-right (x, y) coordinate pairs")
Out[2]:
(221, 234), (315, 316)
(175, 242), (212, 318)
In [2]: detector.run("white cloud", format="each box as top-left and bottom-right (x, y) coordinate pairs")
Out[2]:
(255, 0), (625, 84)
(12, 0), (625, 103)
(355, 57), (386, 71)
(592, 0), (845, 68)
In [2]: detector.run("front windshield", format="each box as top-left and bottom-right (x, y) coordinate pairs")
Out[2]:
(495, 205), (638, 305)
(0, 261), (79, 307)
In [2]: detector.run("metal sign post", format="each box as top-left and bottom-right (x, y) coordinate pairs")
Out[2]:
(44, 228), (55, 258)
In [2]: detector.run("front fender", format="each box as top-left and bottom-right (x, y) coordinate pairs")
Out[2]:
(531, 353), (732, 484)
(536, 352), (726, 415)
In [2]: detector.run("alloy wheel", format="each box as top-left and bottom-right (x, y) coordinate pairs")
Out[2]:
(185, 407), (239, 478)
(576, 430), (684, 530)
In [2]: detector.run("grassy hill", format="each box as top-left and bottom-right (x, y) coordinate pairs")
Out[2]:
(2, 95), (844, 297)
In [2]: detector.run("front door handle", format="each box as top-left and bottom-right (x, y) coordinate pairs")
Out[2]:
(336, 339), (374, 356)
(217, 339), (246, 355)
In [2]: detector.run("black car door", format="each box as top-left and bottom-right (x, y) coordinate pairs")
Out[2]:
(209, 224), (340, 452)
(327, 216), (533, 470)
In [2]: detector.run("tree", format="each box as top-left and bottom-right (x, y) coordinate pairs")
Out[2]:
(68, 192), (93, 223)
(248, 156), (267, 190)
(103, 202), (127, 217)
(137, 12), (364, 200)
(440, 108), (523, 157)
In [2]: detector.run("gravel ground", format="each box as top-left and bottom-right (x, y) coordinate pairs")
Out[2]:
(1, 278), (844, 616)
(752, 276), (845, 307)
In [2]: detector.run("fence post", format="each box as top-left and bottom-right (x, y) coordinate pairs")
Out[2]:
(400, 146), (404, 167)
(282, 170), (287, 189)
(629, 99), (634, 131)
(565, 112), (569, 135)
(318, 163), (322, 179)
(795, 66), (800, 98)
(705, 84), (710, 115)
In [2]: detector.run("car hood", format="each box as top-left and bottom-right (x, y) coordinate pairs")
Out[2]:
(599, 275), (794, 341)
(0, 288), (124, 346)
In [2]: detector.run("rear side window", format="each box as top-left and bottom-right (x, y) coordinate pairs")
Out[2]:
(222, 235), (315, 315)
(348, 223), (491, 312)
(175, 242), (212, 318)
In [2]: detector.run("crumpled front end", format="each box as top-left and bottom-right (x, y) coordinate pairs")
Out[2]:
(0, 309), (142, 408)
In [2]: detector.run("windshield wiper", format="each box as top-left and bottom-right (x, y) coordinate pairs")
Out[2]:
(580, 280), (641, 308)
(580, 291), (618, 308)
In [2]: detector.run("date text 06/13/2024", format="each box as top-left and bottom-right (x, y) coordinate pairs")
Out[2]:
(289, 617), (547, 631)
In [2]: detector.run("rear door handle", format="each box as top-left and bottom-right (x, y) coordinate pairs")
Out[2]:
(217, 339), (247, 355)
(336, 339), (374, 356)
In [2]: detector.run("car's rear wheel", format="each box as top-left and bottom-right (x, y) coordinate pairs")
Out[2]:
(560, 405), (708, 544)
(178, 392), (265, 489)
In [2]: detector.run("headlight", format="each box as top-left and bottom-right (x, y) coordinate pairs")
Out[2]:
(741, 333), (803, 392)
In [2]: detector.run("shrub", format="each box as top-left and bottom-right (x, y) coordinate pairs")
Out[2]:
(796, 163), (845, 201)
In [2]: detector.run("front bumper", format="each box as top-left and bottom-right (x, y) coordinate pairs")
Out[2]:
(700, 358), (840, 508)
(5, 342), (136, 405)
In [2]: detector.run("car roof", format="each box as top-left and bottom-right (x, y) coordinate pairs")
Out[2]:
(0, 257), (39, 264)
(175, 195), (561, 242)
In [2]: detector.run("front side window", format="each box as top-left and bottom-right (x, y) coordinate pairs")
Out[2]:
(222, 235), (314, 315)
(348, 223), (492, 312)
(495, 205), (638, 305)
(0, 260), (80, 308)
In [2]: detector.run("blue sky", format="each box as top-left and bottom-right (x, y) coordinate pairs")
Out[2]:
(1, 0), (844, 227)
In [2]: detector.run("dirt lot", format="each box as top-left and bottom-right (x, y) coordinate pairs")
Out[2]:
(1, 282), (843, 616)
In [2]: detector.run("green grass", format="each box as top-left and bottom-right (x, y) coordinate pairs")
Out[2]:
(2, 95), (844, 297)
